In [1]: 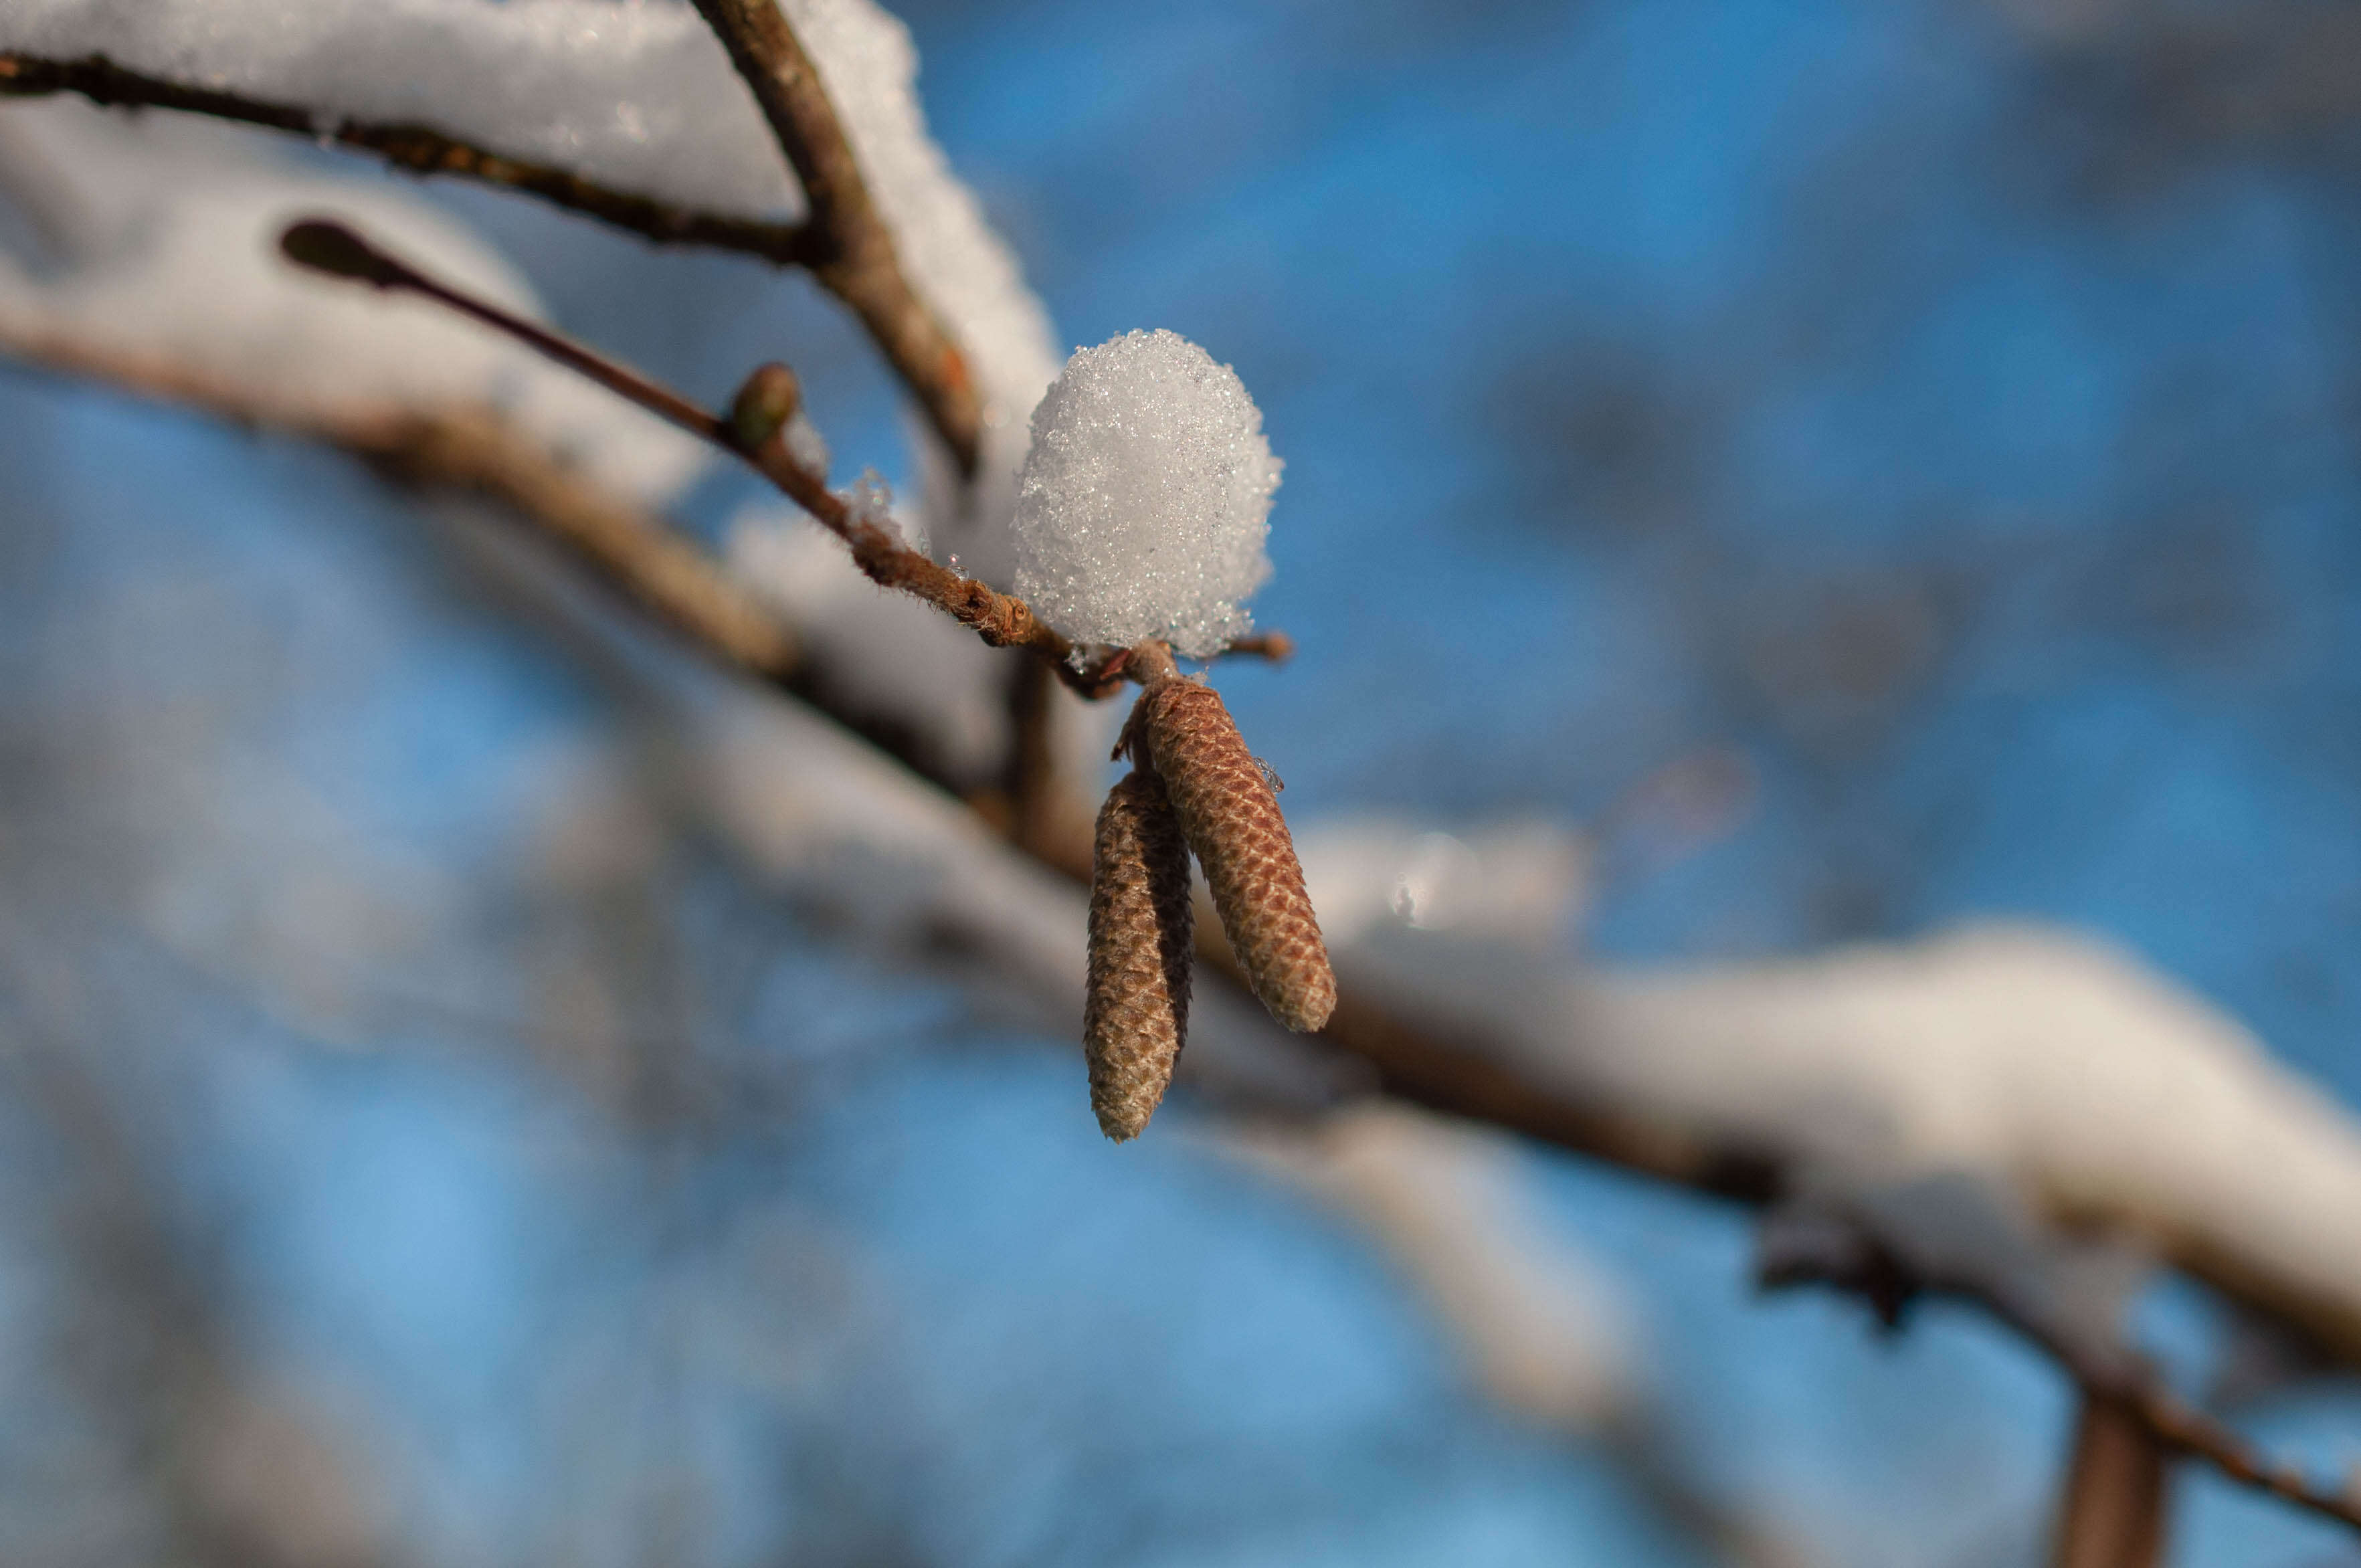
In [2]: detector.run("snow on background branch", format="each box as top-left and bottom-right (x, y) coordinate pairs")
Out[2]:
(4, 0), (2361, 1561)
(0, 101), (708, 501)
(0, 0), (1062, 571)
(0, 0), (2335, 1409)
(1339, 910), (2361, 1356)
(0, 0), (801, 215)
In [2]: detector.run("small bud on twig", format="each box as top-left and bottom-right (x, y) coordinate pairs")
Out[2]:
(1129, 668), (1335, 1033)
(730, 362), (801, 453)
(1085, 769), (1195, 1141)
(279, 219), (410, 289)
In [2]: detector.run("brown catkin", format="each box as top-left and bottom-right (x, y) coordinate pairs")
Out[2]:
(1135, 677), (1337, 1032)
(1084, 769), (1196, 1141)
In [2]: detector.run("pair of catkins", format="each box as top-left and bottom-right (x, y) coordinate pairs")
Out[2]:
(1083, 658), (1335, 1140)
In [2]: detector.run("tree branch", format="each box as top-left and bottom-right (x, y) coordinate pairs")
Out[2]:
(2, 29), (983, 472)
(3, 318), (2356, 1545)
(996, 656), (1065, 855)
(278, 219), (1082, 683)
(279, 217), (1283, 699)
(1760, 1205), (2361, 1538)
(686, 0), (984, 475)
(2051, 1394), (2169, 1568)
(0, 51), (821, 266)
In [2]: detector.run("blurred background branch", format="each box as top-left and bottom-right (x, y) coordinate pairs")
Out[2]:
(4, 1), (2361, 1565)
(9, 276), (2359, 1537)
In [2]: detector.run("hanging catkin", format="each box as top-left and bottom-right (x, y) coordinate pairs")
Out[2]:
(1084, 768), (1196, 1141)
(1132, 674), (1336, 1033)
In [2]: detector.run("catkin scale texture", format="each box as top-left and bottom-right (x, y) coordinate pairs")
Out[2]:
(1084, 769), (1196, 1141)
(1137, 679), (1336, 1032)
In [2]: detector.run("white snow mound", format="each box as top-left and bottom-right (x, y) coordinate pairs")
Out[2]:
(1012, 329), (1279, 659)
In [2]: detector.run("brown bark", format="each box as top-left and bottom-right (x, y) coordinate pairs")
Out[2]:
(2051, 1393), (2170, 1568)
(686, 0), (983, 473)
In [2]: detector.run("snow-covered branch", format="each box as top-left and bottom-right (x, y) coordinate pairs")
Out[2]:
(0, 50), (820, 264)
(686, 0), (979, 471)
(8, 17), (2361, 1546)
(0, 324), (801, 683)
(279, 214), (1294, 696)
(1333, 919), (2361, 1363)
(0, 0), (1052, 492)
(20, 291), (2361, 1528)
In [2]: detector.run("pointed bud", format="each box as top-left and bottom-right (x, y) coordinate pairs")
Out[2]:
(279, 219), (409, 289)
(1133, 676), (1335, 1032)
(731, 362), (802, 453)
(1085, 769), (1196, 1141)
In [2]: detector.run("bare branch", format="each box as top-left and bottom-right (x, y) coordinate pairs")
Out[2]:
(2062, 1344), (2352, 1536)
(280, 220), (731, 438)
(999, 656), (1063, 854)
(686, 0), (984, 474)
(0, 51), (820, 265)
(3, 320), (2355, 1543)
(1762, 1203), (2361, 1538)
(278, 220), (1075, 670)
(2051, 1394), (2168, 1568)
(280, 217), (1283, 700)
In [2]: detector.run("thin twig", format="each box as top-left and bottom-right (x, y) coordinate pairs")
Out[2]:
(280, 219), (1080, 679)
(1218, 631), (1295, 664)
(686, 0), (983, 475)
(279, 217), (1285, 697)
(0, 52), (820, 265)
(1764, 1221), (2361, 1537)
(2069, 1340), (2356, 1535)
(4, 32), (975, 470)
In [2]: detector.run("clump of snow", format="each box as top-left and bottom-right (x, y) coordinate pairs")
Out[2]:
(0, 100), (707, 502)
(0, 0), (1065, 578)
(1012, 330), (1280, 658)
(842, 468), (917, 550)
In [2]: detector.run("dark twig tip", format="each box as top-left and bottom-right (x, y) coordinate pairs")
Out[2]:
(279, 218), (409, 289)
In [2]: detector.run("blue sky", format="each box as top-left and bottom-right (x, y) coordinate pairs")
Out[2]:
(3, 1), (2359, 1563)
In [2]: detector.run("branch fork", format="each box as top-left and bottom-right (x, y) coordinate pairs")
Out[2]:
(11, 4), (2359, 1542)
